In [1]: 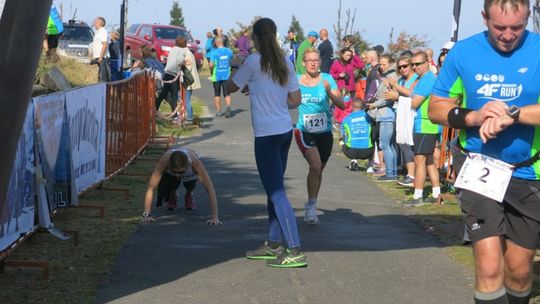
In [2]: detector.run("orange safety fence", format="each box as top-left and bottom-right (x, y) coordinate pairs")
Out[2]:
(0, 72), (155, 268)
(105, 70), (155, 178)
(439, 126), (456, 181)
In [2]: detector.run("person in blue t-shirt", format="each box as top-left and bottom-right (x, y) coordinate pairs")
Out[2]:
(209, 37), (234, 118)
(294, 47), (345, 225)
(341, 100), (374, 171)
(429, 1), (540, 303)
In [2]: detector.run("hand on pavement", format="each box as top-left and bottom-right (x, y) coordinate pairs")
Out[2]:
(207, 218), (223, 226)
(141, 216), (155, 224)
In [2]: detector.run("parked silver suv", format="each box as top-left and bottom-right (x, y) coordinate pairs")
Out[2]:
(57, 20), (94, 63)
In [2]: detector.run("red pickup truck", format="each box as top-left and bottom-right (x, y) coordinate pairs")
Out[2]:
(124, 23), (203, 70)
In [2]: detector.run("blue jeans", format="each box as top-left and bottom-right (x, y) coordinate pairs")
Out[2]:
(379, 121), (397, 177)
(254, 130), (301, 249)
(185, 89), (193, 120)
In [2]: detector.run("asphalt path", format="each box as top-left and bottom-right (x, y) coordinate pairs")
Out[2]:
(97, 78), (474, 304)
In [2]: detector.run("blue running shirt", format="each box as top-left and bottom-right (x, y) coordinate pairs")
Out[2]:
(341, 110), (372, 149)
(412, 71), (438, 134)
(211, 47), (233, 81)
(296, 73), (337, 133)
(432, 31), (540, 180)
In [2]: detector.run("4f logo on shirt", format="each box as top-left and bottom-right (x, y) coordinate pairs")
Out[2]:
(477, 83), (523, 102)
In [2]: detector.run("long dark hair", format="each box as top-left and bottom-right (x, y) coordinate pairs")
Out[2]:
(252, 18), (288, 86)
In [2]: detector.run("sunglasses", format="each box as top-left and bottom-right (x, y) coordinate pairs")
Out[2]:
(167, 169), (186, 177)
(398, 64), (410, 70)
(411, 61), (426, 67)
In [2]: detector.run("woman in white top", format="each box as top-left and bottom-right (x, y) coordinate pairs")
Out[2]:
(227, 18), (306, 268)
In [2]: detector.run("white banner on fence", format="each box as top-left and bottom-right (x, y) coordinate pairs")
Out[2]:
(0, 103), (35, 251)
(65, 83), (106, 193)
(34, 92), (77, 211)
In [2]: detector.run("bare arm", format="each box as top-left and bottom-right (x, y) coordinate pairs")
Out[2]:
(478, 103), (540, 143)
(429, 95), (508, 127)
(288, 89), (301, 109)
(411, 94), (426, 110)
(190, 153), (222, 225)
(323, 80), (344, 110)
(142, 152), (170, 222)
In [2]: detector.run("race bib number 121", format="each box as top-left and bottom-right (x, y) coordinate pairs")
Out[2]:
(303, 113), (327, 133)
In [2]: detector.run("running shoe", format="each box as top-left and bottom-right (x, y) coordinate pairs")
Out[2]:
(366, 166), (374, 173)
(304, 203), (320, 225)
(184, 192), (196, 210)
(424, 195), (442, 204)
(167, 192), (178, 210)
(215, 111), (223, 117)
(372, 168), (386, 176)
(396, 176), (415, 187)
(245, 241), (285, 260)
(376, 175), (397, 182)
(348, 160), (360, 171)
(402, 197), (426, 207)
(224, 107), (232, 118)
(267, 250), (307, 268)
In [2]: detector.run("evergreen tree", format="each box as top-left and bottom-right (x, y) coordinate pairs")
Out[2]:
(289, 15), (304, 42)
(170, 1), (185, 27)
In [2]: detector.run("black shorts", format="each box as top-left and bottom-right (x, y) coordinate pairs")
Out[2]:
(46, 34), (60, 48)
(294, 129), (333, 164)
(458, 178), (540, 250)
(398, 143), (415, 163)
(342, 145), (374, 160)
(155, 172), (197, 207)
(213, 80), (229, 97)
(371, 123), (380, 148)
(413, 133), (437, 155)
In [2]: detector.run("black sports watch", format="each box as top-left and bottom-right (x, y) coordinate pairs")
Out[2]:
(506, 105), (520, 122)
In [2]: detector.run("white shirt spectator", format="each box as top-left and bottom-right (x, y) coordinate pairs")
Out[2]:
(91, 27), (109, 59)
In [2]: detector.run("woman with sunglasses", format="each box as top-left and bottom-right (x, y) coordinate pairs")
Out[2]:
(384, 55), (419, 187)
(295, 47), (345, 225)
(141, 148), (221, 226)
(227, 18), (306, 268)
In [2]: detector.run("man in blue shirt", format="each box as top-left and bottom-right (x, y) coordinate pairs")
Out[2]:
(341, 101), (373, 171)
(429, 1), (540, 303)
(209, 37), (234, 118)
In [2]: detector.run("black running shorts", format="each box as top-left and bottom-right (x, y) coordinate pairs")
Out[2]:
(413, 133), (438, 155)
(458, 178), (540, 250)
(294, 129), (334, 164)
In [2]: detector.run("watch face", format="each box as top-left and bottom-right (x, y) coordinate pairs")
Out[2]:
(508, 106), (519, 115)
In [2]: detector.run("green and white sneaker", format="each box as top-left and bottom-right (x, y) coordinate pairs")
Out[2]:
(246, 241), (284, 260)
(267, 250), (307, 268)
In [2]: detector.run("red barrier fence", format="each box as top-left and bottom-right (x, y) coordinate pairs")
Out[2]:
(106, 71), (155, 178)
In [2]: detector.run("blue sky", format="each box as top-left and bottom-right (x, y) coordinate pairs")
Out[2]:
(2, 0), (535, 52)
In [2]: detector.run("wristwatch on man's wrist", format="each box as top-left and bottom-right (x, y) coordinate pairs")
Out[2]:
(142, 211), (149, 218)
(506, 105), (520, 123)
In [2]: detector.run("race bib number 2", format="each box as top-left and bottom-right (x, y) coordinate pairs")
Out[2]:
(454, 153), (514, 202)
(303, 113), (327, 133)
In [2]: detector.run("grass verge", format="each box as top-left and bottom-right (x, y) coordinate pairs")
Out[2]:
(0, 98), (204, 303)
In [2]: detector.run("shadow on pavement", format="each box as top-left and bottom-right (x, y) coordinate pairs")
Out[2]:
(97, 155), (464, 303)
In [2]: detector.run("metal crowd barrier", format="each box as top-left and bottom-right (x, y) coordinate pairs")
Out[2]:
(105, 71), (155, 178)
